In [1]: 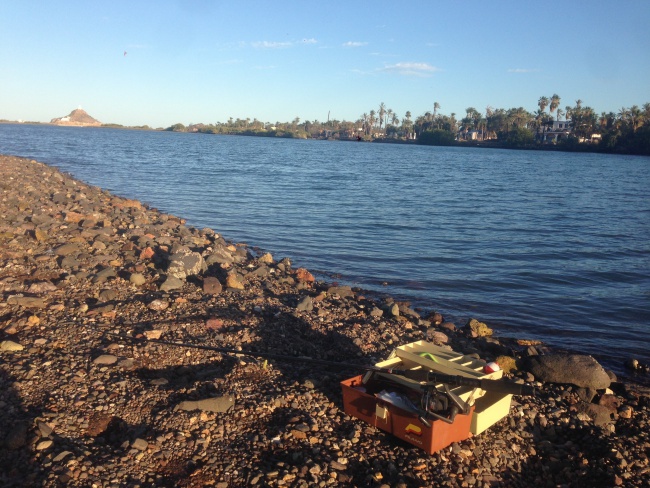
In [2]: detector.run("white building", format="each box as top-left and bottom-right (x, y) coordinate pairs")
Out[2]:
(543, 120), (572, 143)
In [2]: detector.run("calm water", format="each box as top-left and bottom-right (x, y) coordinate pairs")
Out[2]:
(2, 124), (649, 376)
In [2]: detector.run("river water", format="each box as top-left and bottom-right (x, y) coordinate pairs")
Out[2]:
(1, 124), (649, 376)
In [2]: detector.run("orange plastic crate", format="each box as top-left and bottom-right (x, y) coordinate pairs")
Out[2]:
(341, 375), (474, 454)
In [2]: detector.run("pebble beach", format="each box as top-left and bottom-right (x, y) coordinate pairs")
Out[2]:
(1, 154), (649, 487)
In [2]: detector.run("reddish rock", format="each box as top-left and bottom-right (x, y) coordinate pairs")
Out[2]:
(86, 412), (115, 437)
(295, 268), (315, 283)
(598, 394), (620, 412)
(121, 199), (142, 209)
(291, 430), (307, 439)
(226, 272), (245, 290)
(144, 330), (163, 340)
(64, 211), (85, 223)
(206, 318), (225, 330)
(440, 322), (457, 332)
(203, 276), (223, 295)
(140, 247), (155, 260)
(426, 329), (449, 345)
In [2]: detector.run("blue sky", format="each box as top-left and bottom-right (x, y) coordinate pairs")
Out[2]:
(1, 1), (649, 128)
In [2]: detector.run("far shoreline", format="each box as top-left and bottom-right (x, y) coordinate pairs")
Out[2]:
(4, 120), (647, 157)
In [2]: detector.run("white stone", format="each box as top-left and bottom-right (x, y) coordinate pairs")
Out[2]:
(0, 340), (24, 352)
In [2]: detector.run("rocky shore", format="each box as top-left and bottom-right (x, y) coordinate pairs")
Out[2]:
(1, 154), (649, 487)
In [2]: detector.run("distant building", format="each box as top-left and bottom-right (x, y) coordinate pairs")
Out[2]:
(552, 121), (571, 131)
(580, 133), (602, 144)
(542, 120), (572, 143)
(457, 129), (485, 141)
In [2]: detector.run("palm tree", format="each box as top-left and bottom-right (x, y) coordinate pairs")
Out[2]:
(378, 103), (386, 131)
(533, 109), (545, 138)
(565, 106), (573, 121)
(629, 105), (643, 132)
(603, 112), (617, 130)
(449, 113), (457, 133)
(538, 96), (549, 113)
(509, 107), (532, 129)
(486, 108), (507, 136)
(478, 117), (488, 140)
(414, 115), (426, 137)
(556, 108), (564, 121)
(643, 103), (650, 123)
(386, 108), (394, 130)
(433, 102), (440, 116)
(549, 94), (561, 115)
(569, 104), (596, 140)
(403, 111), (413, 138)
(598, 112), (608, 130)
(617, 107), (629, 128)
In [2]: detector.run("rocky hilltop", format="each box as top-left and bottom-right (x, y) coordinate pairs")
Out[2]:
(50, 108), (101, 127)
(1, 155), (649, 487)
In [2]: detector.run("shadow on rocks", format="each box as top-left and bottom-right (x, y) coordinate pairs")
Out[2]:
(0, 364), (169, 487)
(255, 308), (366, 385)
(131, 285), (375, 405)
(497, 401), (622, 487)
(129, 358), (238, 420)
(0, 369), (41, 487)
(123, 285), (390, 485)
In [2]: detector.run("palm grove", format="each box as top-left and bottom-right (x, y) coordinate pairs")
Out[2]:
(167, 95), (650, 155)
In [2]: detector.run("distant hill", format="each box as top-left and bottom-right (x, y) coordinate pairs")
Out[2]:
(50, 108), (101, 127)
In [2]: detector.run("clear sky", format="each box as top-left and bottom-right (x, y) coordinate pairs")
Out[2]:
(1, 1), (649, 128)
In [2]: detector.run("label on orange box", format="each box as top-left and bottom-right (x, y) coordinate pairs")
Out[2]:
(405, 423), (422, 436)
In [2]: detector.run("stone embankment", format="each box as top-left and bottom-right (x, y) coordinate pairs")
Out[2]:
(1, 155), (649, 487)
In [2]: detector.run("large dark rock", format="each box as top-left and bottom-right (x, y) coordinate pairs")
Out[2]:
(205, 245), (235, 265)
(327, 286), (355, 298)
(576, 401), (615, 426)
(522, 354), (611, 390)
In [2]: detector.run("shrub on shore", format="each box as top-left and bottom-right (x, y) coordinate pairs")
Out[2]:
(418, 129), (456, 146)
(500, 127), (535, 148)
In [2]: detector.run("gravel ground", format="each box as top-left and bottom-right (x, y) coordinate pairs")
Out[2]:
(1, 155), (649, 487)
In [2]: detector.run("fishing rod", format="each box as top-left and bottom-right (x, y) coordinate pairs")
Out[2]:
(104, 331), (535, 397)
(105, 330), (411, 374)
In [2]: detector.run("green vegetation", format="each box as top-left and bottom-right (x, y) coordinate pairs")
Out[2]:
(418, 129), (456, 146)
(159, 97), (650, 156)
(166, 123), (186, 132)
(102, 123), (152, 131)
(165, 118), (312, 139)
(501, 127), (535, 148)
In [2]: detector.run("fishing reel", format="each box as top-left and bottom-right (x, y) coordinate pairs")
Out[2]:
(417, 383), (471, 427)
